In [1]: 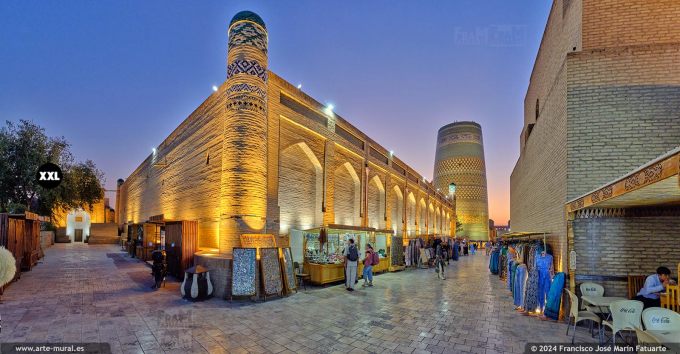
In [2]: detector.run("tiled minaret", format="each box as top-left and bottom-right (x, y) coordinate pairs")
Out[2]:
(219, 11), (269, 253)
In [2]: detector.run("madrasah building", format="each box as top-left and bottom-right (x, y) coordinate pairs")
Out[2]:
(117, 11), (455, 262)
(510, 0), (680, 295)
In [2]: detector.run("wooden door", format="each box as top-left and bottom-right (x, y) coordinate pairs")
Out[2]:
(74, 229), (83, 242)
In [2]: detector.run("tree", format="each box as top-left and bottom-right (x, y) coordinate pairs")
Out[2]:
(456, 218), (464, 234)
(0, 120), (104, 217)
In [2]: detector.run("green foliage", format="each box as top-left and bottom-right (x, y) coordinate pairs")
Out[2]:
(0, 120), (104, 218)
(456, 218), (464, 234)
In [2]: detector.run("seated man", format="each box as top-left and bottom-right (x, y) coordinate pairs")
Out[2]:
(635, 266), (675, 309)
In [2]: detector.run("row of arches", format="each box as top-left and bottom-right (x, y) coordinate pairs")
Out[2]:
(278, 142), (451, 236)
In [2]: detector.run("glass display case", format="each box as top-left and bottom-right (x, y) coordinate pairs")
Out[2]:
(302, 226), (370, 285)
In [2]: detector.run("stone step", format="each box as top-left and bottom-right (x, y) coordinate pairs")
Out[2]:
(89, 223), (118, 238)
(88, 236), (120, 245)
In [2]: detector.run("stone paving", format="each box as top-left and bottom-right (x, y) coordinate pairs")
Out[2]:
(0, 244), (599, 353)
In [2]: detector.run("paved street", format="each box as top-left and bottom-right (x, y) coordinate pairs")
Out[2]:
(0, 244), (598, 353)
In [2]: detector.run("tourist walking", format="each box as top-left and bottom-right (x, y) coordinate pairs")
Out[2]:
(435, 244), (446, 280)
(452, 239), (460, 261)
(441, 240), (450, 265)
(362, 244), (379, 287)
(463, 239), (469, 256)
(470, 242), (475, 255)
(485, 241), (491, 255)
(344, 238), (359, 291)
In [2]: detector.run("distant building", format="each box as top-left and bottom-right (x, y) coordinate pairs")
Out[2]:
(433, 122), (489, 240)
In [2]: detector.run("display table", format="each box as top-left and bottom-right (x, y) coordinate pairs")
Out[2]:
(305, 262), (345, 285)
(581, 296), (626, 319)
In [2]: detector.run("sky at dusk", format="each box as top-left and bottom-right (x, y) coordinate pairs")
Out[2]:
(0, 1), (553, 225)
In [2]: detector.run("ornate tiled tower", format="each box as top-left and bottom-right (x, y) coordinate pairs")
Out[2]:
(219, 11), (269, 253)
(433, 122), (489, 240)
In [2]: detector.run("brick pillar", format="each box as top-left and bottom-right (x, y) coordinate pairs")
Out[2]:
(219, 11), (269, 253)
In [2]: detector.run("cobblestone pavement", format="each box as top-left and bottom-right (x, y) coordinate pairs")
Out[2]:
(0, 244), (599, 354)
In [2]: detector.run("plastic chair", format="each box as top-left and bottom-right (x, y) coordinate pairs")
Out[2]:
(565, 289), (601, 343)
(634, 327), (662, 354)
(642, 307), (680, 331)
(580, 282), (605, 312)
(601, 300), (643, 345)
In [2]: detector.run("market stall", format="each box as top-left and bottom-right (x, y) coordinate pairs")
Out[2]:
(370, 229), (393, 274)
(301, 225), (371, 285)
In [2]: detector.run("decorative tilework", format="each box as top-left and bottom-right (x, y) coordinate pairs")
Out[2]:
(231, 248), (257, 296)
(260, 248), (283, 296)
(229, 22), (267, 53)
(226, 83), (266, 99)
(281, 247), (296, 292)
(437, 133), (482, 147)
(227, 59), (267, 82)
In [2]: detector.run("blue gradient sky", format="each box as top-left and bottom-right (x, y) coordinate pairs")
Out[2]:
(0, 1), (552, 224)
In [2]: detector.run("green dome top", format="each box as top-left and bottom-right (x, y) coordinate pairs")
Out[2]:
(230, 11), (266, 29)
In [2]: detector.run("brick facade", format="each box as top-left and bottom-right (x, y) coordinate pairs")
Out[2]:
(511, 0), (680, 274)
(119, 13), (454, 253)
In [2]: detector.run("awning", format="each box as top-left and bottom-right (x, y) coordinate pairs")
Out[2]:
(566, 146), (680, 213)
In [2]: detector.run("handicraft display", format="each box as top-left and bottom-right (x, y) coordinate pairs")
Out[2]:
(231, 248), (257, 296)
(281, 247), (296, 292)
(260, 247), (283, 296)
(391, 236), (404, 266)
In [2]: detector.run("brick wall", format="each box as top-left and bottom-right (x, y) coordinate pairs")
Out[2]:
(566, 44), (680, 199)
(573, 213), (680, 297)
(120, 90), (224, 249)
(582, 0), (680, 50)
(121, 68), (454, 253)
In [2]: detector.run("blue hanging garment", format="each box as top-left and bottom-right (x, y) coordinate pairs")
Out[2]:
(544, 272), (565, 320)
(489, 250), (499, 274)
(536, 253), (554, 309)
(514, 264), (528, 307)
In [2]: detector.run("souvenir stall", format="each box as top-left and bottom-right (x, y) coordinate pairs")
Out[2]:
(364, 229), (392, 274)
(164, 220), (198, 281)
(302, 225), (371, 285)
(0, 212), (46, 293)
(404, 237), (426, 268)
(490, 232), (565, 321)
(389, 234), (405, 272)
(139, 222), (162, 262)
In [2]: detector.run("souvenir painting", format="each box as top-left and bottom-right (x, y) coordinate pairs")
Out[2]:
(231, 248), (257, 297)
(281, 247), (296, 292)
(260, 247), (283, 296)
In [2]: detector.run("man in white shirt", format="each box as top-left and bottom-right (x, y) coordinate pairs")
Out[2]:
(343, 238), (359, 291)
(635, 266), (675, 308)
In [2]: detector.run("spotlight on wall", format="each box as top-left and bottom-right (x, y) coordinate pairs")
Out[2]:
(297, 83), (302, 89)
(152, 148), (157, 155)
(212, 85), (218, 92)
(389, 150), (394, 157)
(324, 103), (334, 115)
